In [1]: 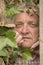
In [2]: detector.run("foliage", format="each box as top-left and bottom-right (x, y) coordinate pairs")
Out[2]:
(0, 0), (39, 65)
(5, 7), (22, 18)
(0, 26), (32, 65)
(4, 0), (39, 19)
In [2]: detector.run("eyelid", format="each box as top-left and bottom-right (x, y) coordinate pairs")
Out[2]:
(28, 22), (37, 25)
(31, 23), (37, 25)
(27, 22), (38, 27)
(15, 22), (23, 25)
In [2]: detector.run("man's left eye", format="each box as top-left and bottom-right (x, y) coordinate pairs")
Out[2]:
(30, 24), (38, 27)
(28, 22), (38, 27)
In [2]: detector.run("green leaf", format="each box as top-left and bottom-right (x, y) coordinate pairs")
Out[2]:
(22, 48), (32, 60)
(13, 51), (18, 61)
(22, 52), (32, 60)
(6, 30), (16, 40)
(6, 30), (18, 48)
(0, 38), (7, 50)
(0, 26), (10, 36)
(22, 48), (32, 54)
(5, 7), (21, 18)
(0, 49), (9, 57)
(6, 38), (18, 48)
(0, 37), (18, 50)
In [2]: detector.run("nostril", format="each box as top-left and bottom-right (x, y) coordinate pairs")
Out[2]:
(22, 27), (29, 34)
(21, 29), (29, 34)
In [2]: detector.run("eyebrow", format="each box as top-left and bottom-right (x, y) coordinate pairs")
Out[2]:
(14, 21), (24, 25)
(27, 20), (38, 24)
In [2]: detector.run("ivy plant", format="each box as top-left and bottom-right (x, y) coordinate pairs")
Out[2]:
(0, 26), (32, 65)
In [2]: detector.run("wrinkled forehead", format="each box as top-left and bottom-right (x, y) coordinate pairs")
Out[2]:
(13, 12), (39, 23)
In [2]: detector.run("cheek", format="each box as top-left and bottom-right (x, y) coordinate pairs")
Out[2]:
(31, 28), (39, 42)
(15, 27), (23, 33)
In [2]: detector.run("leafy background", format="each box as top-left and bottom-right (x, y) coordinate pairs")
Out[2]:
(0, 0), (39, 65)
(0, 0), (39, 25)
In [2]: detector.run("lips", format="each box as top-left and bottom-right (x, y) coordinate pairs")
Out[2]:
(22, 37), (32, 39)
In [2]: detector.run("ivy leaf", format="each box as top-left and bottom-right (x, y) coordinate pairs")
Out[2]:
(0, 26), (10, 36)
(0, 37), (18, 50)
(0, 49), (9, 57)
(22, 48), (32, 60)
(6, 38), (18, 48)
(6, 30), (16, 40)
(22, 52), (32, 60)
(0, 38), (7, 50)
(6, 30), (18, 48)
(5, 7), (21, 18)
(13, 51), (18, 61)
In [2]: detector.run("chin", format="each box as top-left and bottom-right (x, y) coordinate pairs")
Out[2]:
(21, 41), (33, 48)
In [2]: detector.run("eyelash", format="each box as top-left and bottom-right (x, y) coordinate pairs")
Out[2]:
(15, 23), (38, 28)
(16, 24), (22, 28)
(29, 24), (38, 27)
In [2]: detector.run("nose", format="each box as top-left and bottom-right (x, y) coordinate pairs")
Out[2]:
(21, 23), (29, 34)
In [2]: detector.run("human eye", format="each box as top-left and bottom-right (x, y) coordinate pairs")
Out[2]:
(31, 23), (38, 27)
(15, 22), (23, 28)
(28, 22), (38, 28)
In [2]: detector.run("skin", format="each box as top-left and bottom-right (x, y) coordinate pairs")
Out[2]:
(13, 12), (39, 48)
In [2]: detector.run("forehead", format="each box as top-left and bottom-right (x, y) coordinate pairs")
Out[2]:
(14, 12), (39, 23)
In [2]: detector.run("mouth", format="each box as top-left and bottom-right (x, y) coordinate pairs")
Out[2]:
(22, 37), (32, 39)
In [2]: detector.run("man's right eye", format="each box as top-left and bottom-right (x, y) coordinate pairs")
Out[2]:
(16, 24), (22, 28)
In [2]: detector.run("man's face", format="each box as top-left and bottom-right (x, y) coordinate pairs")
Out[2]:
(14, 12), (39, 48)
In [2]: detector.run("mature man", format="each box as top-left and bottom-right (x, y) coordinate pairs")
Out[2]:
(13, 6), (39, 65)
